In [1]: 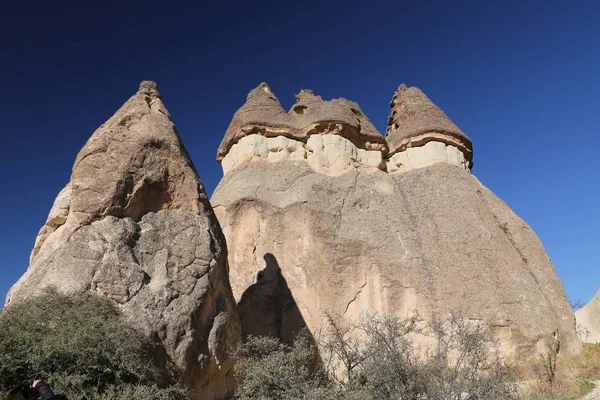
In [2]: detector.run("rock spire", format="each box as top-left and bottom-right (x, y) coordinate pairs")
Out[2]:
(7, 81), (241, 400)
(211, 82), (581, 361)
(385, 84), (472, 172)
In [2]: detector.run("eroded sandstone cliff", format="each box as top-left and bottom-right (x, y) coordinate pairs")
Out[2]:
(6, 81), (241, 400)
(211, 83), (581, 359)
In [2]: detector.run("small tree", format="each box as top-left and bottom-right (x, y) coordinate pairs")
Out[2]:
(568, 298), (586, 311)
(0, 289), (188, 400)
(233, 330), (337, 399)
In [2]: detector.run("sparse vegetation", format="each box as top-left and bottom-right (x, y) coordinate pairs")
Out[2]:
(234, 312), (517, 399)
(0, 289), (189, 400)
(234, 313), (600, 400)
(522, 343), (600, 400)
(569, 297), (587, 311)
(4, 290), (600, 400)
(233, 332), (334, 399)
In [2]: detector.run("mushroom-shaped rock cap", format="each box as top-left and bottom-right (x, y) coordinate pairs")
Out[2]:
(217, 83), (385, 161)
(217, 83), (292, 161)
(385, 84), (472, 161)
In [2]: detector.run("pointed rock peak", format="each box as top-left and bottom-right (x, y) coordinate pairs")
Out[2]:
(256, 82), (271, 92)
(136, 81), (162, 106)
(388, 83), (409, 106)
(247, 82), (281, 103)
(385, 84), (472, 162)
(7, 81), (241, 398)
(138, 80), (160, 94)
(67, 81), (210, 225)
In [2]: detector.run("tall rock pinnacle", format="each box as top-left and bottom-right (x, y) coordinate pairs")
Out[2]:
(7, 81), (241, 400)
(211, 82), (581, 361)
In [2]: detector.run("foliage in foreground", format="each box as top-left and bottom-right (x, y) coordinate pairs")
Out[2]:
(522, 342), (600, 400)
(233, 332), (339, 400)
(0, 289), (188, 400)
(234, 312), (517, 400)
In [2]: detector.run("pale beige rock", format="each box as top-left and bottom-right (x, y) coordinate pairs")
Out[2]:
(387, 142), (469, 173)
(211, 84), (581, 361)
(217, 83), (386, 161)
(30, 183), (71, 262)
(7, 81), (240, 400)
(221, 133), (385, 175)
(576, 291), (600, 343)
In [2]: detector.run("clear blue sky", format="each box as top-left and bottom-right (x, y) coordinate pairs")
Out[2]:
(1, 1), (598, 306)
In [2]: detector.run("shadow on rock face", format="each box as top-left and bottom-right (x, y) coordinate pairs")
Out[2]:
(238, 253), (310, 346)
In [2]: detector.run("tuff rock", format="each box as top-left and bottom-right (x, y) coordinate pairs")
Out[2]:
(576, 290), (600, 343)
(211, 83), (581, 359)
(385, 84), (472, 165)
(217, 83), (385, 165)
(6, 81), (241, 400)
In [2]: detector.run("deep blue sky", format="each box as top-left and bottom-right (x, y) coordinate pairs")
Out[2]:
(1, 1), (598, 306)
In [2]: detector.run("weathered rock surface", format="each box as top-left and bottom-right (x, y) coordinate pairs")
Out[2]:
(217, 83), (385, 162)
(385, 84), (472, 165)
(222, 133), (385, 175)
(576, 291), (600, 343)
(212, 83), (581, 359)
(6, 81), (241, 399)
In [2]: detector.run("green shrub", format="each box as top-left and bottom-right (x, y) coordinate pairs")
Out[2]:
(233, 331), (335, 399)
(0, 289), (188, 400)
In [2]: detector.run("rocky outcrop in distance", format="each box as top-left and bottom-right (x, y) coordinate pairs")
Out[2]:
(576, 290), (600, 343)
(211, 82), (581, 359)
(6, 81), (241, 400)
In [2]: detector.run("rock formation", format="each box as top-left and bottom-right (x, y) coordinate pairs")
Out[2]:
(576, 291), (600, 343)
(6, 81), (241, 400)
(211, 83), (581, 359)
(385, 84), (472, 173)
(218, 83), (386, 175)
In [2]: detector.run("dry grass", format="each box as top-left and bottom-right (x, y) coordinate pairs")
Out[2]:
(518, 343), (600, 400)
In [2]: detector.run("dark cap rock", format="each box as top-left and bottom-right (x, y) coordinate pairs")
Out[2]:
(217, 83), (385, 161)
(385, 84), (472, 163)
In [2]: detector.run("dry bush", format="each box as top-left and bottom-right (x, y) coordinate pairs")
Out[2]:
(521, 343), (600, 400)
(320, 312), (517, 400)
(235, 312), (517, 399)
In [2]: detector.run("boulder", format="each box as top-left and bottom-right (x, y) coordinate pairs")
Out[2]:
(6, 81), (241, 400)
(211, 83), (581, 359)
